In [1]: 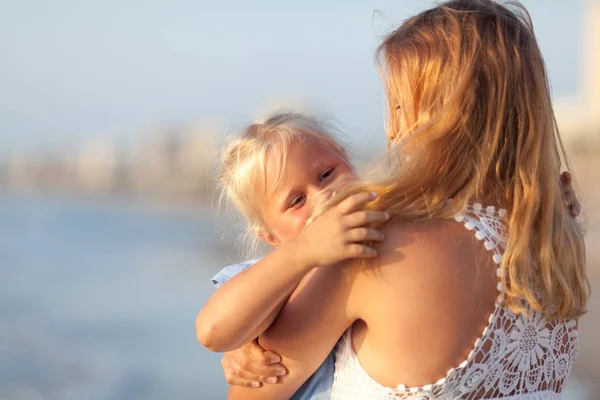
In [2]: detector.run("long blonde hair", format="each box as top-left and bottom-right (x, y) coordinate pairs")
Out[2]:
(219, 111), (350, 256)
(328, 0), (587, 319)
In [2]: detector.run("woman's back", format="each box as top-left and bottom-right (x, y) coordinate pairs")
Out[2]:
(332, 204), (579, 399)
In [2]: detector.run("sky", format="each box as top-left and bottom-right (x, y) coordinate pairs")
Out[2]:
(0, 0), (584, 153)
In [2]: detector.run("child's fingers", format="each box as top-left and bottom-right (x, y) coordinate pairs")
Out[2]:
(225, 372), (263, 388)
(238, 347), (287, 378)
(563, 189), (575, 206)
(344, 210), (390, 228)
(230, 365), (278, 386)
(224, 372), (262, 388)
(559, 173), (581, 218)
(563, 190), (581, 217)
(561, 171), (572, 185)
(337, 192), (378, 214)
(223, 355), (263, 388)
(224, 358), (286, 386)
(345, 228), (385, 243)
(245, 340), (281, 364)
(260, 350), (282, 365)
(346, 244), (378, 259)
(569, 199), (581, 218)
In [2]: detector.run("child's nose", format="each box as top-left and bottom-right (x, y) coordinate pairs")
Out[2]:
(306, 186), (333, 213)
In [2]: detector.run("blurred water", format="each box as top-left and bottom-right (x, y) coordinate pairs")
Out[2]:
(0, 195), (229, 400)
(0, 195), (594, 400)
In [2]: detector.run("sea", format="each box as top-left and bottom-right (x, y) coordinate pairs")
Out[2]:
(0, 194), (231, 400)
(0, 194), (594, 400)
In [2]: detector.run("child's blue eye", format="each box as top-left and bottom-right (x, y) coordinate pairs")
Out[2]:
(319, 167), (335, 183)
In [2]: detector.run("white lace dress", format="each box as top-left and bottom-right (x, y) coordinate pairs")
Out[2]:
(330, 204), (579, 400)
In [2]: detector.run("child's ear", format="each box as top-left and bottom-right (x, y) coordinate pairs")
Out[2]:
(254, 227), (281, 247)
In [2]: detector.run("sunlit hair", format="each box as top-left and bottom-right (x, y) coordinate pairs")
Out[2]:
(219, 111), (351, 256)
(324, 0), (587, 319)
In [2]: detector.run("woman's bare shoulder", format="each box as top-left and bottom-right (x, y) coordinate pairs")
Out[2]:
(351, 218), (499, 387)
(373, 218), (478, 273)
(358, 217), (497, 315)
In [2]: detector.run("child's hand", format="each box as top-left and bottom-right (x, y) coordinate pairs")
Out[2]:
(222, 339), (287, 388)
(561, 171), (580, 218)
(297, 191), (389, 268)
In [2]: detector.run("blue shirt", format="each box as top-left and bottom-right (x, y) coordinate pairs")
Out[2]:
(211, 260), (335, 400)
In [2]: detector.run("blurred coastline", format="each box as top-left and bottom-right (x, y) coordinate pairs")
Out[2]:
(0, 123), (220, 206)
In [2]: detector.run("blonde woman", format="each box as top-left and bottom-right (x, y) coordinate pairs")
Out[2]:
(203, 1), (588, 398)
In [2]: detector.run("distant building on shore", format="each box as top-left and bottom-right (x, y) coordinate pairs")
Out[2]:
(75, 139), (120, 193)
(125, 124), (218, 200)
(5, 152), (39, 192)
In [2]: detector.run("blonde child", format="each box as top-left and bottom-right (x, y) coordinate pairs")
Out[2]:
(197, 112), (389, 400)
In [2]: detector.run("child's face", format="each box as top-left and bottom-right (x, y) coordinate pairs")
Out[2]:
(260, 138), (354, 247)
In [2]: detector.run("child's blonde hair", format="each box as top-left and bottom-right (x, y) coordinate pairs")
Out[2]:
(219, 111), (350, 256)
(322, 0), (587, 320)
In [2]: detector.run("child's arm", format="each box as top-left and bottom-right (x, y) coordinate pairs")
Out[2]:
(211, 261), (289, 388)
(197, 242), (308, 352)
(196, 191), (389, 352)
(212, 261), (287, 344)
(213, 261), (291, 349)
(227, 258), (361, 400)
